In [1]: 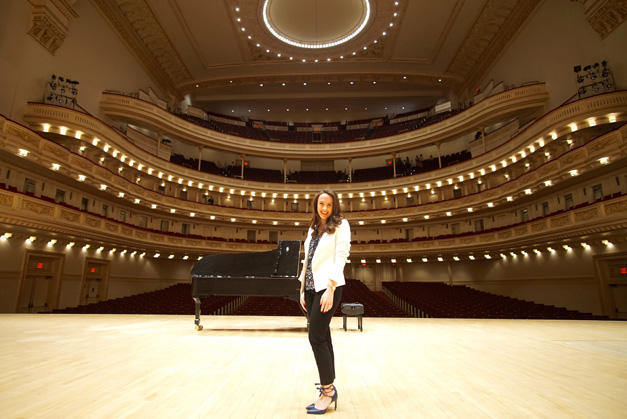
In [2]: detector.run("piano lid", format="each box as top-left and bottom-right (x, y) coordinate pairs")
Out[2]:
(191, 240), (301, 279)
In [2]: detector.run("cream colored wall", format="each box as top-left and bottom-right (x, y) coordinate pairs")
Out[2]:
(480, 1), (627, 110)
(0, 0), (161, 122)
(0, 239), (191, 312)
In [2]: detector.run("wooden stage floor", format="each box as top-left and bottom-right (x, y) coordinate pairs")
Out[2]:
(0, 314), (626, 419)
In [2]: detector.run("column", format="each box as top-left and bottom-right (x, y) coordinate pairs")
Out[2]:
(240, 154), (245, 179)
(436, 142), (442, 168)
(348, 158), (353, 182)
(198, 146), (203, 171)
(156, 131), (162, 156)
(392, 153), (397, 178)
(448, 262), (453, 285)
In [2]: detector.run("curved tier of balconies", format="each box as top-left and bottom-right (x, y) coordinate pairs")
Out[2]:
(16, 92), (627, 227)
(97, 84), (549, 159)
(0, 186), (625, 259)
(2, 95), (626, 259)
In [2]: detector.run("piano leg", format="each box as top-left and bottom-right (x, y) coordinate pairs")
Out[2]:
(193, 297), (203, 331)
(298, 303), (309, 330)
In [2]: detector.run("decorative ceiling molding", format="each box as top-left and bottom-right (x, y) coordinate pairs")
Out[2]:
(27, 0), (79, 55)
(234, 0), (400, 62)
(583, 0), (627, 39)
(92, 0), (191, 97)
(447, 0), (543, 95)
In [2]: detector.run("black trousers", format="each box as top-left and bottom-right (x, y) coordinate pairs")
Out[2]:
(304, 286), (343, 386)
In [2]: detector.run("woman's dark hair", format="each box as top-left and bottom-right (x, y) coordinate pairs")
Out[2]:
(309, 189), (344, 238)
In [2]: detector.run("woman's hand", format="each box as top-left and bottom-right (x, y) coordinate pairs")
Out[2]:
(300, 292), (307, 312)
(320, 288), (334, 313)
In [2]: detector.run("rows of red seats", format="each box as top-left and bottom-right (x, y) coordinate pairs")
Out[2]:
(48, 280), (410, 318)
(210, 279), (409, 317)
(382, 282), (610, 320)
(50, 284), (240, 315)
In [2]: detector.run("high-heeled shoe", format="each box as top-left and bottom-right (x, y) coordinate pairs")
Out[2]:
(305, 383), (322, 410)
(306, 383), (321, 410)
(306, 384), (338, 414)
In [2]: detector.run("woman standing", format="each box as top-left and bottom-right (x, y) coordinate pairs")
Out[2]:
(299, 189), (351, 414)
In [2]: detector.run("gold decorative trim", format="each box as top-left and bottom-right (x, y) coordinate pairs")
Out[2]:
(551, 216), (571, 228)
(480, 234), (495, 242)
(59, 210), (79, 223)
(448, 0), (543, 95)
(584, 0), (627, 38)
(21, 200), (55, 216)
(604, 200), (627, 215)
(27, 0), (78, 56)
(91, 0), (189, 96)
(85, 217), (102, 228)
(105, 223), (119, 233)
(574, 208), (599, 222)
(0, 193), (15, 207)
(531, 221), (547, 232)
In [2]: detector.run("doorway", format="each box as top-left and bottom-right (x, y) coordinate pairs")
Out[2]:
(17, 252), (63, 313)
(594, 253), (627, 319)
(81, 259), (111, 306)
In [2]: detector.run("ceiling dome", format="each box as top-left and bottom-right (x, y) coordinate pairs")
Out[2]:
(263, 0), (370, 48)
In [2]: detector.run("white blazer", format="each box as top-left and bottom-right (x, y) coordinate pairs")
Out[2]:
(299, 219), (351, 293)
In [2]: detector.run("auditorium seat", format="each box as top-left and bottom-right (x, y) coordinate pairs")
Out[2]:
(382, 282), (610, 320)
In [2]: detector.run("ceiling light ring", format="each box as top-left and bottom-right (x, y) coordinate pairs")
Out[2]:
(262, 0), (371, 49)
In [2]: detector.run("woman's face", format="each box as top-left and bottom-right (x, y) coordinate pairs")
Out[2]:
(317, 193), (333, 223)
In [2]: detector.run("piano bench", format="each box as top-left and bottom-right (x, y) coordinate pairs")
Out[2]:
(341, 303), (364, 331)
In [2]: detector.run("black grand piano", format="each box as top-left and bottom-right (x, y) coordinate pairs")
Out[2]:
(191, 240), (302, 330)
